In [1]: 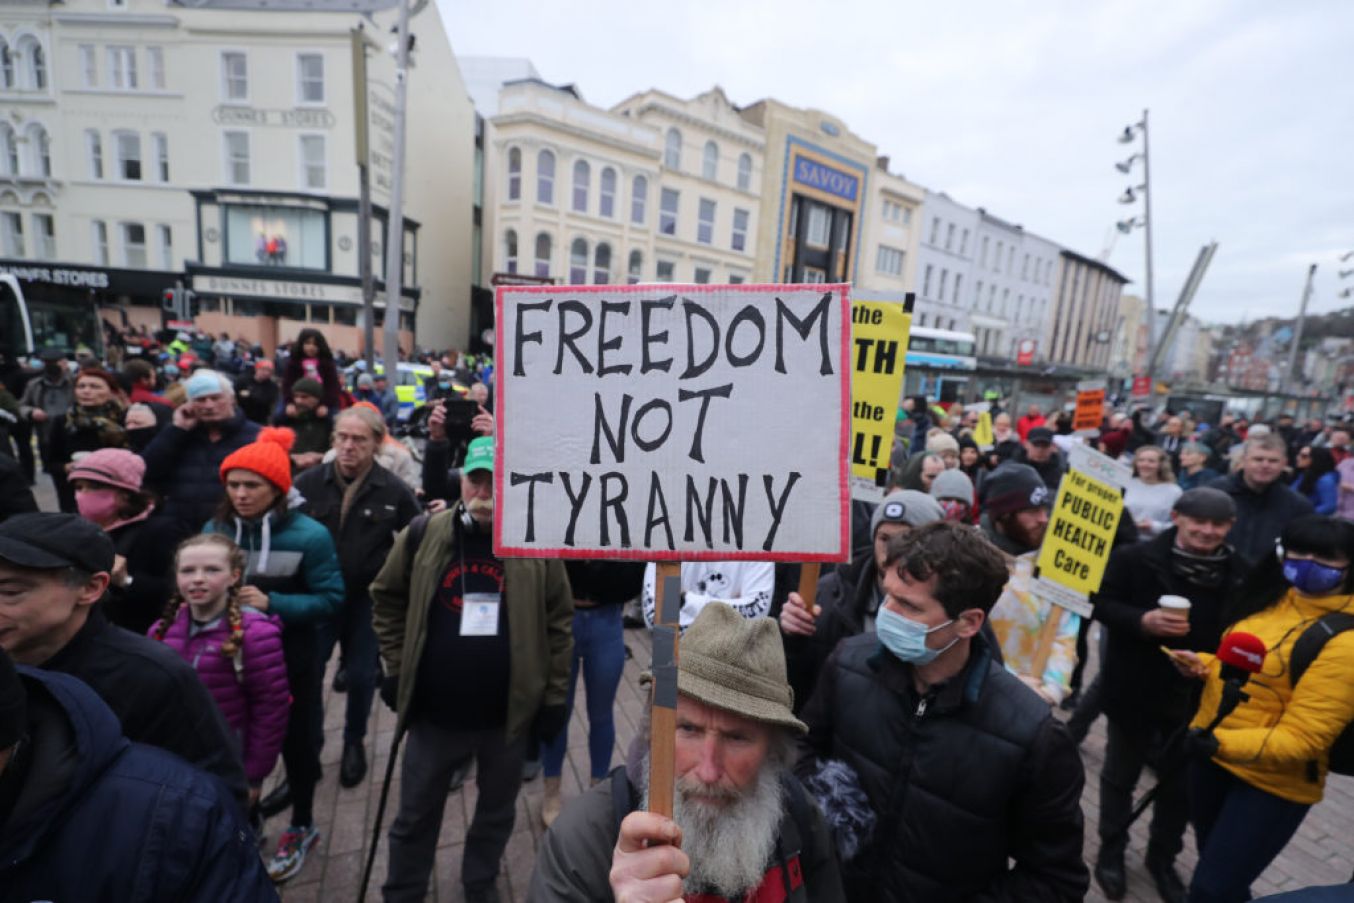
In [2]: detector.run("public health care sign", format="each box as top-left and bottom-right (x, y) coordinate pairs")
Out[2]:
(494, 284), (851, 562)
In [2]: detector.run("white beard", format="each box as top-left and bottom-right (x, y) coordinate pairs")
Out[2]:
(641, 760), (786, 899)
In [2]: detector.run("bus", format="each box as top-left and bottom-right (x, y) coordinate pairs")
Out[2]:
(905, 325), (977, 404)
(0, 273), (104, 362)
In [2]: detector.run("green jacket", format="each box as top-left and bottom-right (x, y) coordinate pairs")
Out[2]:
(370, 509), (573, 739)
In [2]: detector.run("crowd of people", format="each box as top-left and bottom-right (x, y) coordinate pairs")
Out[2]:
(2, 339), (1354, 903)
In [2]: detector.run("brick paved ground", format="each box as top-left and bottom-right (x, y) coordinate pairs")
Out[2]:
(27, 477), (1352, 901)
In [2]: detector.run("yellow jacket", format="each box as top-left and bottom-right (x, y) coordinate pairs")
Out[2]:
(1190, 588), (1354, 804)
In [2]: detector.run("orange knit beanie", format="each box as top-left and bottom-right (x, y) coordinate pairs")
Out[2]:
(219, 427), (296, 494)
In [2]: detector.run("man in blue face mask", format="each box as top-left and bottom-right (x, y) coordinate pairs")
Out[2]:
(796, 521), (1089, 902)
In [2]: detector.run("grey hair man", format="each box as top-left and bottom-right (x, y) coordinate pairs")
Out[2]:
(528, 602), (845, 903)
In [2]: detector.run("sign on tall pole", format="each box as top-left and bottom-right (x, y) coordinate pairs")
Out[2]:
(849, 290), (913, 501)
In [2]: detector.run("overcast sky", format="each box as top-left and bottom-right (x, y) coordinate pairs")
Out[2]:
(436, 0), (1354, 325)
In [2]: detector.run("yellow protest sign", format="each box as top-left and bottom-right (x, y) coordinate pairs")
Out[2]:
(972, 411), (994, 449)
(850, 292), (913, 501)
(1035, 445), (1128, 616)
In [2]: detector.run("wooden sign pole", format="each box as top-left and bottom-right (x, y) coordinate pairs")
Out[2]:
(647, 561), (682, 818)
(1028, 606), (1064, 686)
(798, 562), (822, 614)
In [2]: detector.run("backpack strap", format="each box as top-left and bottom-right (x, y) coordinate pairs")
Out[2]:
(404, 511), (432, 578)
(1290, 612), (1354, 686)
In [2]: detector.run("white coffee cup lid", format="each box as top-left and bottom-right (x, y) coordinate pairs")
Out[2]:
(1159, 595), (1191, 609)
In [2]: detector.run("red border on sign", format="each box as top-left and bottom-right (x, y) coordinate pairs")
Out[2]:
(492, 283), (851, 563)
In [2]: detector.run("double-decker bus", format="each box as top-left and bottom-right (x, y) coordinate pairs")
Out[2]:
(904, 325), (977, 403)
(0, 273), (104, 361)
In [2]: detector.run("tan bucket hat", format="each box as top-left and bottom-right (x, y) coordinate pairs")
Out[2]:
(666, 602), (807, 735)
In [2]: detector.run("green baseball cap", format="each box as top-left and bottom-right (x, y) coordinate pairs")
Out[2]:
(464, 436), (494, 474)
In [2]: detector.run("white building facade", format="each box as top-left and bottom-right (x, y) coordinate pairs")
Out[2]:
(0, 0), (475, 354)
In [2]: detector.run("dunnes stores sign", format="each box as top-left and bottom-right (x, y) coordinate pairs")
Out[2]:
(793, 156), (859, 203)
(193, 274), (364, 305)
(212, 106), (335, 129)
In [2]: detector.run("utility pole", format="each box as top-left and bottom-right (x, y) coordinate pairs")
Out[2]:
(1285, 263), (1317, 393)
(381, 0), (412, 374)
(1139, 109), (1158, 398)
(351, 27), (376, 372)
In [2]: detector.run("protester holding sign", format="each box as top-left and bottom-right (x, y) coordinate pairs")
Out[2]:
(529, 603), (844, 903)
(980, 463), (1080, 704)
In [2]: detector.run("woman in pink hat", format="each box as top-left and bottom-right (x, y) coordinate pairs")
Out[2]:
(69, 447), (191, 633)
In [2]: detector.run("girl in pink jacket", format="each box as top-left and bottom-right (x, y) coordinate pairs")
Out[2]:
(150, 534), (290, 803)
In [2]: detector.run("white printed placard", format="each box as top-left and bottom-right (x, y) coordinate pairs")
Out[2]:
(494, 283), (851, 562)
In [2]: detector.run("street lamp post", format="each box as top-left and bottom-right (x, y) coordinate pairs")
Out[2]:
(1116, 109), (1156, 398)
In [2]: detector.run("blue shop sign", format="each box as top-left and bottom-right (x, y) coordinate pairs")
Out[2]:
(793, 156), (859, 203)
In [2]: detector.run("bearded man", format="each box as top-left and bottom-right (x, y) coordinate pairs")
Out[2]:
(528, 602), (844, 903)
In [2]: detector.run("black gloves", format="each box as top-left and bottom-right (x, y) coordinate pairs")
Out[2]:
(380, 674), (399, 711)
(532, 704), (570, 746)
(1184, 727), (1220, 761)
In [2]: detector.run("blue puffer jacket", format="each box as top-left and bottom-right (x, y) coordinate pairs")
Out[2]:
(0, 668), (278, 902)
(204, 506), (345, 625)
(139, 409), (261, 530)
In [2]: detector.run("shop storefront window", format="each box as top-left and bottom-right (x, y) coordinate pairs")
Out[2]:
(224, 205), (326, 270)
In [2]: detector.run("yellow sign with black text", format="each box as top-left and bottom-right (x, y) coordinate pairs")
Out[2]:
(1036, 467), (1124, 597)
(849, 292), (914, 501)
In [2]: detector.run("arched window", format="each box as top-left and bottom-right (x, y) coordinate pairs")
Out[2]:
(536, 149), (555, 204)
(702, 140), (718, 181)
(737, 153), (752, 191)
(23, 124), (50, 177)
(85, 129), (103, 179)
(627, 249), (643, 285)
(0, 125), (17, 176)
(631, 174), (647, 225)
(504, 229), (518, 274)
(599, 167), (616, 218)
(534, 232), (552, 278)
(569, 237), (588, 283)
(18, 37), (46, 91)
(0, 39), (12, 91)
(664, 127), (682, 170)
(594, 243), (611, 285)
(506, 147), (521, 201)
(571, 159), (590, 213)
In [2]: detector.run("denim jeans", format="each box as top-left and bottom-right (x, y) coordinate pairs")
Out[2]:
(541, 605), (626, 780)
(317, 594), (379, 744)
(1188, 759), (1310, 902)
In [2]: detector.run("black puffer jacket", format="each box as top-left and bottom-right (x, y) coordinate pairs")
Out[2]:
(294, 459), (420, 600)
(1207, 471), (1313, 564)
(1092, 528), (1250, 729)
(139, 409), (261, 530)
(797, 632), (1088, 902)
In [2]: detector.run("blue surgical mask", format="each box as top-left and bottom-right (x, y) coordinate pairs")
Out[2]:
(876, 606), (956, 665)
(1283, 558), (1347, 596)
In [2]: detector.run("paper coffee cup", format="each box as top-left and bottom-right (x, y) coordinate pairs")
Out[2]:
(1158, 595), (1191, 620)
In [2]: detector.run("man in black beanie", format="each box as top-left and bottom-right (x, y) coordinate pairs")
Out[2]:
(0, 512), (247, 806)
(0, 647), (277, 899)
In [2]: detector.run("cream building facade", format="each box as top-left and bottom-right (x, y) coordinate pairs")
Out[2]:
(0, 0), (474, 354)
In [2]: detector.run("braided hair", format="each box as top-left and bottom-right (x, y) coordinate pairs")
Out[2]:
(155, 534), (248, 666)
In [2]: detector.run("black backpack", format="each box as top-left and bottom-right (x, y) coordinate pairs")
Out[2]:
(1289, 612), (1354, 776)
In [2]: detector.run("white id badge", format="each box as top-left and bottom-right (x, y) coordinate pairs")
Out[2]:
(460, 592), (501, 636)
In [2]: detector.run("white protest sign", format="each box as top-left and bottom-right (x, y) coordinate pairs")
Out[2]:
(494, 284), (851, 562)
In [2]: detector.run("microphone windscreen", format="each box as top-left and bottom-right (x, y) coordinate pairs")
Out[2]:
(1216, 631), (1266, 674)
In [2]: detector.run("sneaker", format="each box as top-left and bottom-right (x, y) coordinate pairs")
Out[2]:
(332, 666), (348, 694)
(464, 882), (502, 903)
(266, 824), (320, 884)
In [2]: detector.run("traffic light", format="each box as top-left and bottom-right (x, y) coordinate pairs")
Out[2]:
(162, 287), (177, 311)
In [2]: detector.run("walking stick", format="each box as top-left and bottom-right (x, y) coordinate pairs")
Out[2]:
(359, 723), (406, 903)
(1102, 678), (1248, 848)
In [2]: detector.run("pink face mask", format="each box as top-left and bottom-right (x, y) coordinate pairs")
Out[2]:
(76, 488), (121, 525)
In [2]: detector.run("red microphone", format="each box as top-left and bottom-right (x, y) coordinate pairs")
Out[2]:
(1207, 631), (1267, 729)
(1216, 631), (1267, 683)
